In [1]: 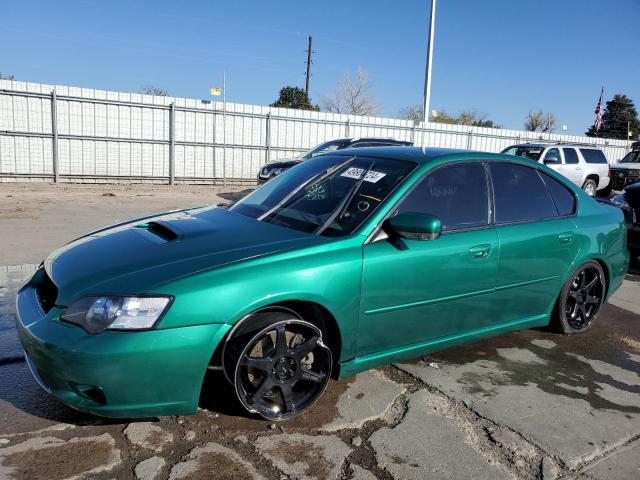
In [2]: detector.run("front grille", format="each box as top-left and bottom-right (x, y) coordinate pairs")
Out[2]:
(35, 272), (58, 313)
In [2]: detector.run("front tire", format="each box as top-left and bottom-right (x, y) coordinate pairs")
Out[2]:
(225, 314), (332, 420)
(553, 261), (606, 334)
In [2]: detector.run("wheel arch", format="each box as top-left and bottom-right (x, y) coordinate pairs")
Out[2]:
(584, 173), (600, 187)
(210, 300), (343, 380)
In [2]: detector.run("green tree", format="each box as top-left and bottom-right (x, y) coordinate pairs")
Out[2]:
(271, 86), (319, 111)
(586, 94), (640, 140)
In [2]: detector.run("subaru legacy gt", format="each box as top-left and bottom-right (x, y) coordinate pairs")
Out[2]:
(17, 147), (628, 420)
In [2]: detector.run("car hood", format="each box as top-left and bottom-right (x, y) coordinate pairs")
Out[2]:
(266, 159), (303, 169)
(45, 207), (326, 306)
(612, 163), (640, 170)
(624, 182), (640, 210)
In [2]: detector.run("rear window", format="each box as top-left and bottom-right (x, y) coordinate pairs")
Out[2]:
(580, 149), (608, 164)
(539, 172), (576, 216)
(490, 163), (558, 223)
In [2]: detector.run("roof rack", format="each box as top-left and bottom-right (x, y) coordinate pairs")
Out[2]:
(517, 139), (602, 147)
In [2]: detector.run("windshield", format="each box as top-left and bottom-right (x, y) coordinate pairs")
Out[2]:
(619, 151), (640, 164)
(502, 146), (544, 161)
(301, 140), (348, 159)
(231, 154), (416, 237)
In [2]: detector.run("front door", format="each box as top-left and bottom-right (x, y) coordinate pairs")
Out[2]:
(359, 162), (499, 357)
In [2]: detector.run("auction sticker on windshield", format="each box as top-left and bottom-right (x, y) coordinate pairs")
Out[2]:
(341, 167), (386, 183)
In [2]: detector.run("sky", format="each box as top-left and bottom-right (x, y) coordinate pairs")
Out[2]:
(2, 0), (639, 135)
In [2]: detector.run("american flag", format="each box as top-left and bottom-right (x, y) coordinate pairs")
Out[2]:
(594, 87), (604, 132)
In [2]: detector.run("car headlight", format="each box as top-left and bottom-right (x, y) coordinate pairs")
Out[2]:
(60, 295), (172, 333)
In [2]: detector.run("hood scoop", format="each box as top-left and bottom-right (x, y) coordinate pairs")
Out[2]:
(134, 221), (179, 243)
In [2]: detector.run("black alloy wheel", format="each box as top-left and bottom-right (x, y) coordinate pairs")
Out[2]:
(232, 319), (331, 420)
(556, 261), (606, 333)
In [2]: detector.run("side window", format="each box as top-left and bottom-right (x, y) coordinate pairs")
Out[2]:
(539, 172), (576, 216)
(563, 148), (579, 164)
(543, 148), (561, 164)
(397, 163), (489, 231)
(580, 149), (608, 164)
(489, 163), (557, 223)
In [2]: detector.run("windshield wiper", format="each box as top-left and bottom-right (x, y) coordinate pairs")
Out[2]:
(257, 156), (356, 221)
(315, 161), (376, 235)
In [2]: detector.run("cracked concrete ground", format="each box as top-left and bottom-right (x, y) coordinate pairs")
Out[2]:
(1, 183), (639, 479)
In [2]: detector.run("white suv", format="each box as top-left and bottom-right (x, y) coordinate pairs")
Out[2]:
(502, 144), (610, 196)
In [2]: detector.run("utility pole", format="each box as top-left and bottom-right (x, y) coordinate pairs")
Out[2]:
(422, 0), (436, 123)
(305, 35), (313, 95)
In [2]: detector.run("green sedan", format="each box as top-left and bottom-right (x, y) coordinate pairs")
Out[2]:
(16, 147), (629, 420)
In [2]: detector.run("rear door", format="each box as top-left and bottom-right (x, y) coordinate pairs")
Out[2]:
(489, 162), (580, 324)
(561, 147), (584, 187)
(579, 148), (610, 189)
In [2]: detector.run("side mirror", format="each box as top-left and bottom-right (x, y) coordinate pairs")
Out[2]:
(544, 156), (560, 165)
(386, 212), (442, 241)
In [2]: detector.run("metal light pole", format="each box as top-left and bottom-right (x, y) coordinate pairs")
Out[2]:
(222, 70), (227, 186)
(422, 0), (437, 123)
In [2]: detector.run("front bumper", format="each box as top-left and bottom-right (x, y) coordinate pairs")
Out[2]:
(16, 278), (231, 418)
(610, 172), (640, 191)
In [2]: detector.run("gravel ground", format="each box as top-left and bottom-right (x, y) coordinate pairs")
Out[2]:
(0, 182), (639, 480)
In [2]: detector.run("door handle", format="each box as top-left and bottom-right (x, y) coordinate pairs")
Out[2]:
(469, 244), (491, 258)
(558, 232), (574, 244)
(575, 166), (582, 170)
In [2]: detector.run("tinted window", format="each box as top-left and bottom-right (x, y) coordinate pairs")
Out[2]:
(398, 163), (489, 231)
(490, 163), (557, 223)
(539, 172), (576, 216)
(563, 148), (579, 164)
(580, 149), (608, 164)
(543, 148), (561, 164)
(502, 146), (544, 161)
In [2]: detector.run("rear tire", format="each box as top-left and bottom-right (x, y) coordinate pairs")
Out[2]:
(553, 261), (606, 334)
(582, 179), (597, 196)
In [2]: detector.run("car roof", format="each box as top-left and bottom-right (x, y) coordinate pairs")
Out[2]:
(331, 146), (514, 165)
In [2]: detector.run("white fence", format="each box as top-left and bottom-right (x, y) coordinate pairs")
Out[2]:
(0, 79), (632, 184)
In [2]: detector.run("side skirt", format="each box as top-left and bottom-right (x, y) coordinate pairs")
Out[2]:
(337, 314), (550, 378)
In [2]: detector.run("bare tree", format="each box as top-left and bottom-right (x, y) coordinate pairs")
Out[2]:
(525, 110), (556, 132)
(139, 85), (169, 96)
(322, 67), (380, 116)
(398, 104), (424, 123)
(399, 105), (501, 128)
